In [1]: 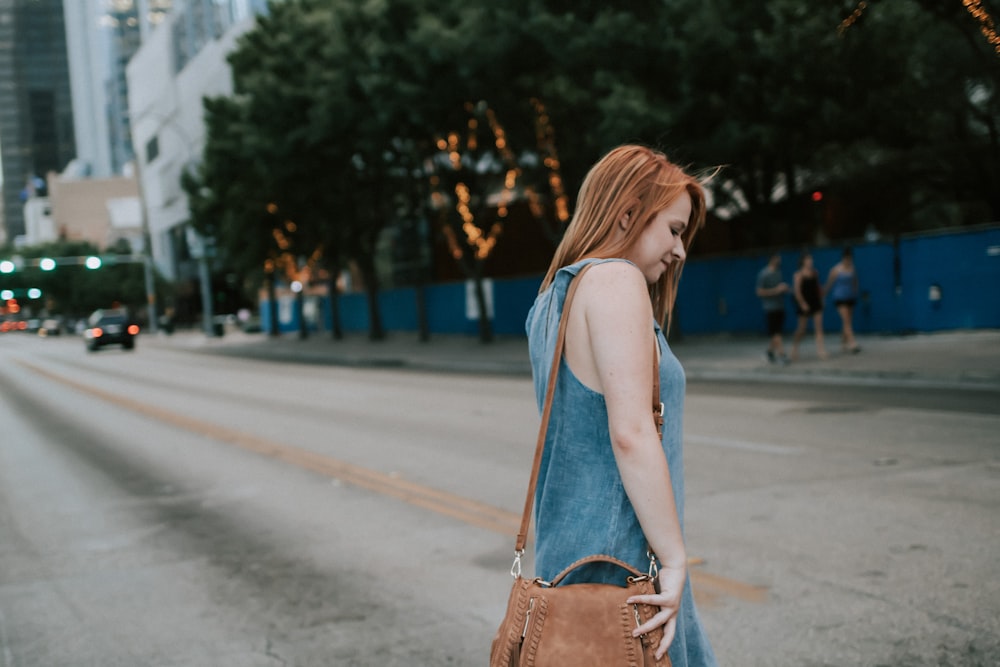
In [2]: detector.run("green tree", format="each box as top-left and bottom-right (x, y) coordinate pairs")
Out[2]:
(0, 240), (146, 319)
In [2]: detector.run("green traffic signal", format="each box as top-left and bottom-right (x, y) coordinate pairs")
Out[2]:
(85, 256), (102, 269)
(0, 260), (13, 274)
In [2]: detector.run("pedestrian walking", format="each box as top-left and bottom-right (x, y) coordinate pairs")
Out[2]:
(524, 145), (717, 665)
(756, 253), (790, 364)
(825, 246), (861, 353)
(791, 250), (828, 361)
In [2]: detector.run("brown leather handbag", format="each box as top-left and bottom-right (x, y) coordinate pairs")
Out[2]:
(490, 264), (670, 667)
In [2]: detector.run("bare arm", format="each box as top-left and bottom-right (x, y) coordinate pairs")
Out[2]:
(574, 262), (685, 658)
(757, 278), (788, 298)
(793, 271), (806, 308)
(824, 264), (839, 294)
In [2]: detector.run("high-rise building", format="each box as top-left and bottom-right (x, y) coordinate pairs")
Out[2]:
(0, 0), (77, 244)
(63, 0), (175, 180)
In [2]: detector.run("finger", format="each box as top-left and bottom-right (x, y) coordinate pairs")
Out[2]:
(626, 594), (657, 605)
(633, 609), (674, 637)
(655, 617), (677, 661)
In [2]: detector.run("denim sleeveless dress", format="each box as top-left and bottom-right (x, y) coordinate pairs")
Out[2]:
(525, 258), (718, 667)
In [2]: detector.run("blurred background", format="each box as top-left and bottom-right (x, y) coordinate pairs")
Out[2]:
(0, 0), (997, 342)
(1, 3), (998, 666)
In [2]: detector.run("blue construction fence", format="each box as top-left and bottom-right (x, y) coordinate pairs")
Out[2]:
(261, 225), (1000, 337)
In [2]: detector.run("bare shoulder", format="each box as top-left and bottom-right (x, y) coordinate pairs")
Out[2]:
(576, 260), (651, 320)
(579, 260), (647, 292)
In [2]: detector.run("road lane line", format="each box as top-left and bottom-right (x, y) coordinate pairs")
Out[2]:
(19, 360), (768, 606)
(17, 360), (520, 536)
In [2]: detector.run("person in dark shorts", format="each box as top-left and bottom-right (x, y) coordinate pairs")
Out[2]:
(791, 251), (828, 361)
(756, 254), (789, 364)
(825, 247), (861, 353)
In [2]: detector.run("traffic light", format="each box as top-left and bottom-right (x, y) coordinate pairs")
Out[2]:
(0, 260), (13, 274)
(811, 190), (824, 202)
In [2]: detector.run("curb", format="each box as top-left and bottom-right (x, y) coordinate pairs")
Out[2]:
(148, 330), (1000, 392)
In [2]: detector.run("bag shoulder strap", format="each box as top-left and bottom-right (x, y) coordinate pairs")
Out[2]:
(515, 263), (663, 553)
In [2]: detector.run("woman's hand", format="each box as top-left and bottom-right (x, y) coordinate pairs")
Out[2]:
(626, 563), (687, 660)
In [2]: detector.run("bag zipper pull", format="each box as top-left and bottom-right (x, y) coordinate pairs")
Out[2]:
(521, 598), (536, 638)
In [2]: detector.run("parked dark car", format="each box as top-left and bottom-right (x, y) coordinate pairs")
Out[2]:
(84, 308), (138, 351)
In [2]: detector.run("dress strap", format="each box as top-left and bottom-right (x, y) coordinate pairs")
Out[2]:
(515, 263), (662, 552)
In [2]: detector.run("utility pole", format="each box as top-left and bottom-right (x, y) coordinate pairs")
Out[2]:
(133, 159), (159, 334)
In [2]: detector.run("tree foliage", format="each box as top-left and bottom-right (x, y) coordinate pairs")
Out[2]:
(0, 239), (147, 319)
(186, 0), (999, 338)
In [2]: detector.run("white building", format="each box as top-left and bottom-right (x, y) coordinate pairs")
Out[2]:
(63, 0), (174, 179)
(126, 0), (267, 282)
(23, 197), (56, 247)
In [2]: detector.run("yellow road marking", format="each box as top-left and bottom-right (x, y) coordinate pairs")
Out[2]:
(18, 360), (520, 535)
(20, 359), (766, 605)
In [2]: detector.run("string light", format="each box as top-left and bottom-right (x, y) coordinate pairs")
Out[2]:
(963, 0), (1000, 55)
(839, 0), (999, 54)
(530, 98), (570, 222)
(430, 98), (569, 262)
(837, 0), (868, 37)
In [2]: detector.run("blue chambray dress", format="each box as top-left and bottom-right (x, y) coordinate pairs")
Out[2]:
(525, 258), (718, 667)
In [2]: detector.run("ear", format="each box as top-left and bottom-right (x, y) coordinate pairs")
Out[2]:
(618, 212), (631, 231)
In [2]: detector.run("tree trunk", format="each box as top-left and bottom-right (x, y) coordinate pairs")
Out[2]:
(357, 255), (384, 340)
(327, 273), (343, 340)
(296, 289), (308, 340)
(266, 272), (279, 338)
(415, 282), (430, 342)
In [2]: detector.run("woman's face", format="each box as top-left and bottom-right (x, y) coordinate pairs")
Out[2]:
(622, 194), (691, 284)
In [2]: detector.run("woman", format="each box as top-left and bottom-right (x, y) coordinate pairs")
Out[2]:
(791, 251), (828, 361)
(526, 145), (717, 665)
(824, 247), (861, 353)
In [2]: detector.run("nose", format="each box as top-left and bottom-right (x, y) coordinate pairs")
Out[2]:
(673, 242), (686, 261)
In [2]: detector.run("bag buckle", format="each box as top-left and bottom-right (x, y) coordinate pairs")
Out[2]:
(647, 550), (659, 579)
(510, 550), (524, 578)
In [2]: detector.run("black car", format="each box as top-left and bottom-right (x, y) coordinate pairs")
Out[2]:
(84, 308), (138, 351)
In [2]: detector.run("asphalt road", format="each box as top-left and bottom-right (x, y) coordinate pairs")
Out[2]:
(0, 334), (997, 666)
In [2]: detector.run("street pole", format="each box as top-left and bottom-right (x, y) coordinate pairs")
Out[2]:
(142, 253), (158, 333)
(133, 159), (159, 334)
(198, 250), (214, 336)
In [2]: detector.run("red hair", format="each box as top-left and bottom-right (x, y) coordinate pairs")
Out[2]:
(540, 145), (707, 327)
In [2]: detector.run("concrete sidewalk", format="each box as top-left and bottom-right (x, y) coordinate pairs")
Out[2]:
(147, 326), (1000, 392)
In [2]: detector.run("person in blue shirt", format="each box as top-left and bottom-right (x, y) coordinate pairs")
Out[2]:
(824, 247), (861, 353)
(756, 254), (790, 364)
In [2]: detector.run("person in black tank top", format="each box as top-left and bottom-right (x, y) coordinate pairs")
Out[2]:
(792, 251), (828, 361)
